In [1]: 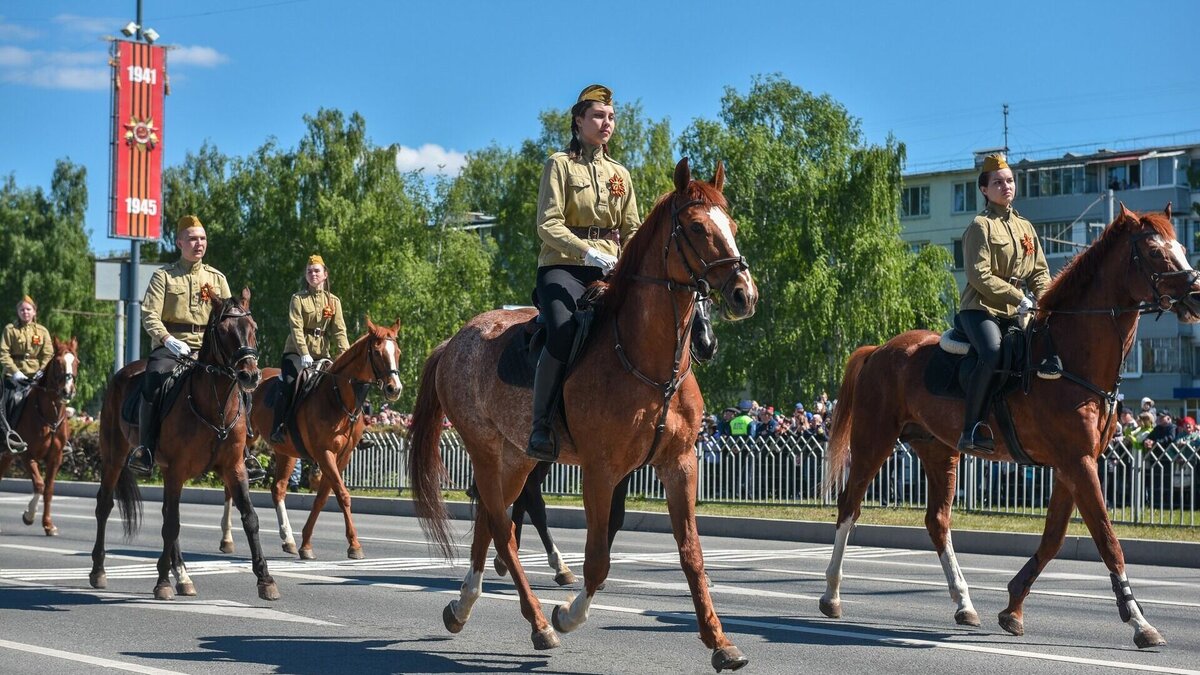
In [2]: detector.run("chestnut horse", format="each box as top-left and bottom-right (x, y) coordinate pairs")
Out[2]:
(408, 159), (757, 672)
(90, 290), (279, 601)
(218, 318), (402, 559)
(820, 205), (1197, 649)
(0, 337), (78, 536)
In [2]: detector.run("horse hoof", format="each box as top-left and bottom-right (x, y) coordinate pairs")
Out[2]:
(347, 546), (364, 560)
(955, 609), (981, 627)
(258, 581), (281, 601)
(1135, 627), (1166, 649)
(89, 570), (107, 589)
(596, 581), (606, 592)
(22, 512), (33, 526)
(282, 541), (298, 555)
(44, 526), (58, 537)
(531, 627), (560, 650)
(554, 570), (577, 586)
(299, 548), (316, 560)
(154, 584), (176, 601)
(443, 603), (465, 634)
(998, 611), (1024, 636)
(493, 556), (508, 577)
(819, 596), (842, 619)
(712, 645), (749, 672)
(552, 604), (569, 633)
(176, 581), (197, 597)
(219, 540), (234, 554)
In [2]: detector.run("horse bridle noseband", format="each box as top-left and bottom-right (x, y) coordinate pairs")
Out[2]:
(618, 192), (750, 467)
(204, 304), (259, 375)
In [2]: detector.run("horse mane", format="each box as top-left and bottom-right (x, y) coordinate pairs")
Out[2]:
(1038, 210), (1175, 311)
(598, 180), (727, 316)
(330, 330), (370, 375)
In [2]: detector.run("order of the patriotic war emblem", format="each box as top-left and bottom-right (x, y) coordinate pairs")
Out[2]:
(124, 117), (159, 151)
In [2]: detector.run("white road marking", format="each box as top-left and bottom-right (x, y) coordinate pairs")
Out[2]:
(0, 637), (187, 674)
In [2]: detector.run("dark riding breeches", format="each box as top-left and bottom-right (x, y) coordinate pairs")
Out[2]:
(143, 346), (179, 402)
(959, 310), (1003, 373)
(536, 264), (603, 362)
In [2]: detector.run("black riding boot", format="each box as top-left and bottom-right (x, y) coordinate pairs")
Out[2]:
(526, 349), (566, 462)
(957, 361), (995, 454)
(128, 398), (157, 475)
(269, 386), (292, 444)
(242, 448), (266, 482)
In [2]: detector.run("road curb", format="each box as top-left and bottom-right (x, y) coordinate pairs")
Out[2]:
(4, 478), (1196, 568)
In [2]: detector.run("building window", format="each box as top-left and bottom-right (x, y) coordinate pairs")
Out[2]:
(1140, 155), (1190, 188)
(1106, 163), (1140, 191)
(908, 240), (929, 254)
(1141, 337), (1182, 374)
(951, 239), (964, 269)
(1034, 221), (1074, 255)
(952, 182), (977, 213)
(1122, 341), (1142, 379)
(1022, 166), (1088, 197)
(901, 186), (929, 218)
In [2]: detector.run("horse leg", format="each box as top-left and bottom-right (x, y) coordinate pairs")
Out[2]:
(298, 460), (335, 560)
(820, 438), (893, 620)
(90, 458), (126, 589)
(154, 479), (183, 600)
(494, 492), (520, 578)
(998, 473), (1073, 636)
(551, 469), (616, 637)
(219, 489), (236, 554)
(476, 451), (558, 650)
(171, 538), (197, 596)
(656, 449), (747, 672)
(274, 455), (299, 555)
(1061, 458), (1164, 648)
(915, 447), (979, 626)
(444, 507), (492, 633)
(524, 467), (575, 586)
(227, 469), (280, 601)
(41, 441), (64, 535)
(333, 448), (363, 559)
(22, 456), (43, 527)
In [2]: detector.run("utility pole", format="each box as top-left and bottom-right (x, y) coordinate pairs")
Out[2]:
(1003, 103), (1009, 153)
(125, 0), (145, 365)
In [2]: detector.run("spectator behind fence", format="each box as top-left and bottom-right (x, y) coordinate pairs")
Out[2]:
(1125, 412), (1155, 452)
(805, 413), (828, 443)
(1140, 396), (1157, 419)
(753, 406), (778, 438)
(1143, 411), (1177, 453)
(730, 409), (752, 437)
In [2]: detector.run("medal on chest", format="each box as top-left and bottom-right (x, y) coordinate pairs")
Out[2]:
(1020, 233), (1034, 256)
(607, 174), (626, 198)
(31, 334), (41, 347)
(322, 304), (335, 319)
(199, 283), (215, 303)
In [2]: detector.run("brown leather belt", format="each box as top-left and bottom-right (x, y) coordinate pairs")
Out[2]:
(568, 225), (621, 244)
(164, 321), (205, 334)
(305, 327), (325, 337)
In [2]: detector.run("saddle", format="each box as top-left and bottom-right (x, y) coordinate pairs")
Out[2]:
(924, 318), (1039, 465)
(497, 288), (602, 390)
(265, 359), (333, 460)
(120, 364), (189, 430)
(3, 378), (33, 426)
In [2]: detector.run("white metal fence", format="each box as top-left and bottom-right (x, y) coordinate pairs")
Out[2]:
(343, 431), (1197, 526)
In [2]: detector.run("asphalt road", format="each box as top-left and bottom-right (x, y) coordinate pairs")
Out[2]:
(0, 491), (1197, 674)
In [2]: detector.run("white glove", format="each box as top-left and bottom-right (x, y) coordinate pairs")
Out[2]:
(11, 371), (27, 383)
(583, 248), (618, 274)
(1016, 296), (1034, 316)
(164, 336), (192, 357)
(300, 354), (314, 369)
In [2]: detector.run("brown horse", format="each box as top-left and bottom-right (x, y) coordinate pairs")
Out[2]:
(218, 318), (402, 559)
(820, 205), (1197, 649)
(0, 337), (78, 536)
(90, 290), (279, 601)
(408, 159), (757, 672)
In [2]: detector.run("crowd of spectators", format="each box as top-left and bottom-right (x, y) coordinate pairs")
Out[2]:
(701, 393), (836, 444)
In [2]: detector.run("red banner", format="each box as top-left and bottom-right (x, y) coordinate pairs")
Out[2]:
(109, 40), (166, 240)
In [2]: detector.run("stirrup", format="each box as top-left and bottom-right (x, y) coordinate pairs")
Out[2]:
(269, 424), (286, 444)
(127, 446), (154, 475)
(4, 429), (26, 454)
(244, 454), (267, 482)
(957, 423), (995, 455)
(525, 426), (558, 462)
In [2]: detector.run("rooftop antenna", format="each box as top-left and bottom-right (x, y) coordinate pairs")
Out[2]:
(1003, 103), (1009, 153)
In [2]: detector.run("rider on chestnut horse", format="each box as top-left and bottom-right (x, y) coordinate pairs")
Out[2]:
(0, 295), (53, 453)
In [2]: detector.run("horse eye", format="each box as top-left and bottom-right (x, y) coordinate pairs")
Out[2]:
(1149, 248), (1165, 259)
(690, 222), (704, 234)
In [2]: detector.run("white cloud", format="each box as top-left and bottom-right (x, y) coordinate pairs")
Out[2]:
(169, 45), (229, 68)
(0, 46), (108, 90)
(0, 16), (39, 41)
(394, 144), (468, 176)
(53, 13), (123, 36)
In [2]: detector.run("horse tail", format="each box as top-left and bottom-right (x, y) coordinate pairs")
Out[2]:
(114, 465), (142, 539)
(407, 340), (454, 560)
(824, 345), (877, 494)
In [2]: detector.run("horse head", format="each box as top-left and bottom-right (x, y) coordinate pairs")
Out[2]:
(667, 158), (758, 320)
(364, 315), (403, 402)
(46, 336), (78, 401)
(206, 287), (261, 392)
(1121, 203), (1200, 322)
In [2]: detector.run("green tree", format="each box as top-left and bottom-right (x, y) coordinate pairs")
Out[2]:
(679, 74), (956, 404)
(0, 160), (115, 409)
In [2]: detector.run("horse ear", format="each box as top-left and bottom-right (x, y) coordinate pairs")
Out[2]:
(712, 161), (726, 192)
(1165, 202), (1173, 220)
(241, 287), (251, 309)
(674, 158), (691, 194)
(1119, 202), (1135, 220)
(70, 337), (78, 352)
(365, 313), (376, 331)
(391, 317), (402, 333)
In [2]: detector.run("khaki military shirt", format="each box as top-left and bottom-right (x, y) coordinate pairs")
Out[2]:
(961, 203), (1051, 318)
(142, 259), (232, 350)
(0, 321), (52, 377)
(536, 144), (640, 267)
(283, 288), (350, 359)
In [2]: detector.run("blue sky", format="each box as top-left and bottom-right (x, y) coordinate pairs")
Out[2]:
(2, 0), (1198, 255)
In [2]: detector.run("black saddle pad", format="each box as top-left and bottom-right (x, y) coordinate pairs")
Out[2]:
(924, 324), (1026, 400)
(120, 367), (189, 426)
(3, 380), (31, 425)
(498, 321), (546, 389)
